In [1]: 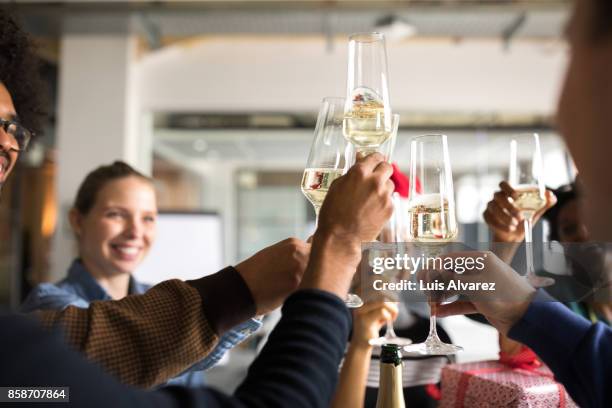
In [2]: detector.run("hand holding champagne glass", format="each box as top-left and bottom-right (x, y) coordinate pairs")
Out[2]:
(302, 97), (350, 223)
(404, 134), (462, 355)
(302, 153), (395, 305)
(508, 133), (555, 288)
(302, 97), (362, 307)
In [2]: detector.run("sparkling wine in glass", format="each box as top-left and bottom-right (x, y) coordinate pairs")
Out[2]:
(509, 133), (554, 288)
(403, 134), (462, 355)
(302, 97), (363, 308)
(343, 32), (393, 155)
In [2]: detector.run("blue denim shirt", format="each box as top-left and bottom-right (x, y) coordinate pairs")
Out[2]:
(20, 260), (262, 387)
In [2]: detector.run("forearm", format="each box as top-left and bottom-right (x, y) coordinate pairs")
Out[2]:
(330, 343), (372, 408)
(300, 230), (361, 299)
(490, 239), (522, 265)
(34, 279), (219, 388)
(235, 290), (351, 408)
(509, 291), (612, 408)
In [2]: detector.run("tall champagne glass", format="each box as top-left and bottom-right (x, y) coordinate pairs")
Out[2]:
(369, 193), (413, 347)
(509, 133), (554, 288)
(302, 97), (363, 307)
(343, 32), (393, 155)
(403, 134), (462, 355)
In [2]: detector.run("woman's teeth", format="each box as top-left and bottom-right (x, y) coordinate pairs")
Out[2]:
(114, 246), (139, 256)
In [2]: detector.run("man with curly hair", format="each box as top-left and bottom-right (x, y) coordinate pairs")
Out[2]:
(0, 11), (398, 407)
(0, 13), (46, 191)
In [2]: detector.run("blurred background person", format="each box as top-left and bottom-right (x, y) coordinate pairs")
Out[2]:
(21, 160), (262, 387)
(484, 180), (611, 324)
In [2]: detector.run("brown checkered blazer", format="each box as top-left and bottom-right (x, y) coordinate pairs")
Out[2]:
(35, 279), (218, 388)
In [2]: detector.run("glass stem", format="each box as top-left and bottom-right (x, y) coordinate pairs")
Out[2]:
(523, 213), (535, 278)
(314, 206), (321, 229)
(384, 319), (397, 340)
(427, 302), (441, 342)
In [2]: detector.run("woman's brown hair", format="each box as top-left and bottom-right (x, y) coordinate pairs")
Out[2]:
(73, 161), (153, 215)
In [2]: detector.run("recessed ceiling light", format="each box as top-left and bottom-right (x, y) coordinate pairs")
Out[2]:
(375, 15), (417, 41)
(193, 139), (207, 152)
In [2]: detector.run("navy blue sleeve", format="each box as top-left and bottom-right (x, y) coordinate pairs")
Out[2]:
(508, 290), (612, 408)
(0, 289), (350, 408)
(234, 289), (351, 407)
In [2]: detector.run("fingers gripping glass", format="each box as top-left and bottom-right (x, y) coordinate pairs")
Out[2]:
(301, 97), (363, 308)
(0, 118), (33, 151)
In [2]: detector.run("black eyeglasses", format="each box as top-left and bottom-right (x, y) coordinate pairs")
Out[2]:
(0, 117), (33, 151)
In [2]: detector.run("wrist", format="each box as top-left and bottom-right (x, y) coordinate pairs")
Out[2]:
(348, 340), (373, 354)
(492, 232), (523, 243)
(299, 230), (362, 298)
(316, 226), (365, 264)
(499, 290), (536, 335)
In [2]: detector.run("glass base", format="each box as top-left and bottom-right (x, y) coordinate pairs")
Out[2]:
(526, 274), (555, 288)
(369, 336), (413, 347)
(403, 339), (462, 356)
(345, 293), (364, 308)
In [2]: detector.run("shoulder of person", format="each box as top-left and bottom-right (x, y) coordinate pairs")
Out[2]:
(20, 283), (90, 313)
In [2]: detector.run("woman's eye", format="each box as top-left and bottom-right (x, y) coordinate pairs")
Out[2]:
(106, 211), (123, 218)
(144, 216), (156, 223)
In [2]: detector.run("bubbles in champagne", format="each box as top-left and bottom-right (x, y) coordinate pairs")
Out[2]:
(408, 194), (458, 242)
(343, 87), (391, 148)
(301, 168), (343, 209)
(513, 185), (546, 213)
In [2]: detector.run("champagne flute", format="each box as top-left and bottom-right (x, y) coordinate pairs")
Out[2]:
(369, 193), (413, 347)
(509, 133), (555, 288)
(302, 97), (363, 308)
(343, 32), (393, 155)
(403, 134), (462, 355)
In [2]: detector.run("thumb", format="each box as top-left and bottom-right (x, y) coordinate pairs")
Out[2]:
(534, 190), (557, 220)
(380, 308), (392, 323)
(544, 190), (557, 209)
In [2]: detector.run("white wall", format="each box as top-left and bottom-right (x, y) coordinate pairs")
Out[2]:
(51, 29), (145, 281)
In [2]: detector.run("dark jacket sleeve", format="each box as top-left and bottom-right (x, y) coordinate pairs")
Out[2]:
(508, 290), (612, 408)
(1, 289), (350, 408)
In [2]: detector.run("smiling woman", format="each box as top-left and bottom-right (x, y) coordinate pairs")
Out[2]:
(18, 161), (264, 388)
(68, 161), (157, 299)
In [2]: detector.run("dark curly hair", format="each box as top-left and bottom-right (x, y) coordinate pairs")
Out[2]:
(542, 183), (580, 242)
(0, 11), (47, 138)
